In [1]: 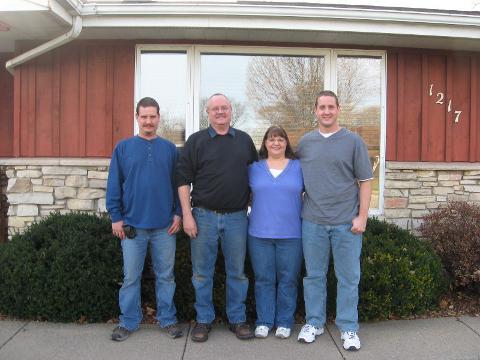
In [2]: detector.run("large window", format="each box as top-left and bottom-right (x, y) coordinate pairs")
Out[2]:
(136, 46), (385, 212)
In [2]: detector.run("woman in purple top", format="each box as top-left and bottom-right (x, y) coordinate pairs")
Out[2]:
(248, 125), (304, 339)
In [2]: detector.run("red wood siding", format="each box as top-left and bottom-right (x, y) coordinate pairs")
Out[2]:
(387, 50), (480, 162)
(12, 42), (135, 157)
(0, 54), (14, 157)
(4, 42), (480, 161)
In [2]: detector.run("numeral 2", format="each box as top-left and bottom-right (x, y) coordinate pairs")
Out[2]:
(436, 92), (444, 104)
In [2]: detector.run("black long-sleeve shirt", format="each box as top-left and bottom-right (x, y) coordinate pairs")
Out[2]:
(176, 127), (258, 212)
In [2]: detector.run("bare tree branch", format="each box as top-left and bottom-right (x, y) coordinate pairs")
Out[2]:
(246, 56), (325, 129)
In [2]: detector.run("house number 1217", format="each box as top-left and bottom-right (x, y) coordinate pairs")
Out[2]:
(428, 84), (462, 123)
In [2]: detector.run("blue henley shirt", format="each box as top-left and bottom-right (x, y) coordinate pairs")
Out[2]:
(106, 135), (181, 229)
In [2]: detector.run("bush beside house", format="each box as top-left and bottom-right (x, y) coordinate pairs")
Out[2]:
(0, 213), (446, 323)
(0, 213), (122, 322)
(419, 201), (480, 293)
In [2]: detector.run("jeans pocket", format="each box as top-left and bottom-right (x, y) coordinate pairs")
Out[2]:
(192, 207), (205, 217)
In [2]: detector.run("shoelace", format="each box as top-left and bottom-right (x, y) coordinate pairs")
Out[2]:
(345, 331), (356, 339)
(304, 324), (316, 333)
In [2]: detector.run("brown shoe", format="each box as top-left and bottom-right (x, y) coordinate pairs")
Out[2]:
(191, 322), (211, 342)
(163, 323), (183, 339)
(228, 322), (254, 340)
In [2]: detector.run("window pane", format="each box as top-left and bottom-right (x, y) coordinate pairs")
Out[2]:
(139, 52), (187, 146)
(200, 54), (325, 147)
(337, 56), (382, 209)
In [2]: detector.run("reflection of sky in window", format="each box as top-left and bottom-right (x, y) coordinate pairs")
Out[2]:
(200, 55), (249, 102)
(201, 54), (264, 129)
(337, 56), (381, 109)
(140, 53), (187, 120)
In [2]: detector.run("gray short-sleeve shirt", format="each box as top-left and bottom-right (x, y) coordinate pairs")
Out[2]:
(297, 128), (373, 225)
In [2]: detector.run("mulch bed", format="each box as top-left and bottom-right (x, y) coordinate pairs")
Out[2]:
(2, 291), (478, 324)
(135, 290), (480, 325)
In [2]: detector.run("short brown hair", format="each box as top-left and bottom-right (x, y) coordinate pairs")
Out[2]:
(259, 125), (296, 160)
(136, 97), (160, 115)
(314, 90), (339, 108)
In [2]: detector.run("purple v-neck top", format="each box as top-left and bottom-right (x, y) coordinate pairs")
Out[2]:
(248, 159), (304, 239)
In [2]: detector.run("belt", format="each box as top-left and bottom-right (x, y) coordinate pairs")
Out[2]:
(195, 206), (244, 215)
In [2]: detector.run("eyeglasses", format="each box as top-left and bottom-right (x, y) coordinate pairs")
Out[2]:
(266, 137), (286, 144)
(209, 106), (230, 113)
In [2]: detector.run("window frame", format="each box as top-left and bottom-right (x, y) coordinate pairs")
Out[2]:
(135, 45), (386, 215)
(332, 49), (386, 215)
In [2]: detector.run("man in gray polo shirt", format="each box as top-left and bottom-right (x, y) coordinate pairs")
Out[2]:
(296, 90), (372, 351)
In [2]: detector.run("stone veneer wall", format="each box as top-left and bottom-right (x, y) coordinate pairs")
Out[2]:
(383, 162), (480, 230)
(0, 167), (8, 243)
(0, 159), (479, 237)
(0, 158), (110, 237)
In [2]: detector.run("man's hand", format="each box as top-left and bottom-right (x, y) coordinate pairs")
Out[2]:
(351, 216), (367, 234)
(183, 213), (198, 239)
(168, 215), (182, 235)
(112, 220), (125, 239)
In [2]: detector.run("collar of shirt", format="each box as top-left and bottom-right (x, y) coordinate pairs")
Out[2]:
(208, 126), (236, 138)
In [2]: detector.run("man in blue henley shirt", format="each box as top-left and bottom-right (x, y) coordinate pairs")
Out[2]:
(107, 97), (182, 342)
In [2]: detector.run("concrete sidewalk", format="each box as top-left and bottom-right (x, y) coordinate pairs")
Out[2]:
(1, 317), (479, 360)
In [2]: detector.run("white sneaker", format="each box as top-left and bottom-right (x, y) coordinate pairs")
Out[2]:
(341, 331), (361, 351)
(297, 324), (324, 343)
(254, 325), (269, 338)
(275, 327), (291, 339)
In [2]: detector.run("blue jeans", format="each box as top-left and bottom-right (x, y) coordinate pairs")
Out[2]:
(248, 235), (302, 329)
(191, 207), (249, 324)
(119, 227), (177, 331)
(302, 219), (362, 332)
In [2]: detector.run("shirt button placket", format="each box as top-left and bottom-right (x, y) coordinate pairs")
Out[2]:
(148, 144), (152, 161)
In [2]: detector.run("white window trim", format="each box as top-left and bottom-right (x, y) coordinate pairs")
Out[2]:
(134, 44), (386, 215)
(332, 49), (386, 216)
(134, 44), (194, 136)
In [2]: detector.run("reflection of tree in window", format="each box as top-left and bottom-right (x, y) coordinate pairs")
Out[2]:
(246, 56), (324, 130)
(199, 97), (246, 129)
(337, 57), (381, 128)
(157, 111), (185, 144)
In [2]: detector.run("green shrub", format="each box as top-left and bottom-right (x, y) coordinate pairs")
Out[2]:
(0, 212), (122, 322)
(419, 201), (480, 292)
(0, 214), (446, 322)
(167, 218), (446, 322)
(355, 217), (447, 320)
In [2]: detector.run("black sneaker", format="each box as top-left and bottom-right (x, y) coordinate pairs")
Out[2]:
(164, 323), (183, 339)
(111, 326), (131, 342)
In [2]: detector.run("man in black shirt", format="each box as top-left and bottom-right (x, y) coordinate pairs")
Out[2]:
(176, 93), (258, 342)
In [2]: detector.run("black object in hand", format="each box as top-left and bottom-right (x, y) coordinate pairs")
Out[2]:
(122, 225), (137, 239)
